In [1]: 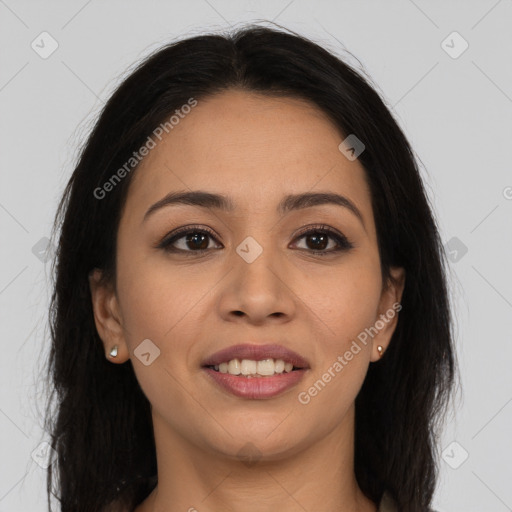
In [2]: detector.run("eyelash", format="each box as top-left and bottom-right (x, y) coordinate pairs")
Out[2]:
(156, 224), (354, 257)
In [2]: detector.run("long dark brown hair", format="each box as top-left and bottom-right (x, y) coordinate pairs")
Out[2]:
(41, 23), (457, 512)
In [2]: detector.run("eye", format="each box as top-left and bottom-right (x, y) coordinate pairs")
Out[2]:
(157, 225), (222, 254)
(291, 224), (354, 256)
(156, 224), (354, 256)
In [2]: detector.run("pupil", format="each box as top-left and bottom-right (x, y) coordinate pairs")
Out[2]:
(186, 232), (208, 250)
(307, 233), (327, 250)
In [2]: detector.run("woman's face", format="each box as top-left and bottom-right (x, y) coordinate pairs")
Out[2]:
(91, 89), (404, 461)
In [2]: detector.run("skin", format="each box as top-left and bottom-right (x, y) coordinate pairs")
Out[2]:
(89, 89), (405, 512)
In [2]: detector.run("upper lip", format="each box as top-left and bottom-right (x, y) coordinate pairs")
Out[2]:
(201, 343), (310, 369)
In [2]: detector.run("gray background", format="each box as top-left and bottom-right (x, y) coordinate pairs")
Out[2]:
(1, 1), (511, 511)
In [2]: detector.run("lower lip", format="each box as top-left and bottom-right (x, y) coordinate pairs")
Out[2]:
(202, 368), (308, 399)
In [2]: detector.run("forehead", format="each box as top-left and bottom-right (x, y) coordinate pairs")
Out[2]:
(123, 89), (371, 220)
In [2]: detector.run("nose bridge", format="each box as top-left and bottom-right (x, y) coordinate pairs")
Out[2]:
(219, 231), (295, 321)
(235, 232), (281, 292)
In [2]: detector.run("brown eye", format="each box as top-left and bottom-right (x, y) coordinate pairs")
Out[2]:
(157, 227), (222, 253)
(292, 225), (354, 256)
(157, 224), (353, 256)
(303, 232), (330, 251)
(182, 232), (210, 251)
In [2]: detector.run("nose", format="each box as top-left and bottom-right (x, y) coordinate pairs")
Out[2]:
(216, 240), (296, 325)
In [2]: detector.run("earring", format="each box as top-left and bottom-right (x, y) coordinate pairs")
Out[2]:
(109, 345), (118, 358)
(377, 345), (384, 358)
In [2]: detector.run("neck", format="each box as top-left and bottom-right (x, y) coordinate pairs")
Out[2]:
(135, 404), (377, 512)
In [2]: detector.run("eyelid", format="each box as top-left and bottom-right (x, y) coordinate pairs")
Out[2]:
(293, 223), (345, 240)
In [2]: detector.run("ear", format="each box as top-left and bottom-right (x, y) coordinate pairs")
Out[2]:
(88, 268), (129, 363)
(370, 266), (406, 362)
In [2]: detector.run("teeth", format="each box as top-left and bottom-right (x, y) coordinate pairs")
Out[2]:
(257, 359), (274, 376)
(241, 359), (257, 376)
(274, 359), (285, 373)
(212, 358), (297, 377)
(228, 359), (241, 375)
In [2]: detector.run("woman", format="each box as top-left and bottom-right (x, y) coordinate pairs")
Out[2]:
(43, 24), (456, 512)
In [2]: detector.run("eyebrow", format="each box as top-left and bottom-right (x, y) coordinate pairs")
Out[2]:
(143, 190), (365, 228)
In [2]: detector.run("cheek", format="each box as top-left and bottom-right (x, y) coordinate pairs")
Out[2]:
(309, 257), (382, 345)
(115, 257), (206, 412)
(296, 268), (380, 420)
(115, 251), (220, 404)
(300, 255), (381, 407)
(116, 248), (208, 341)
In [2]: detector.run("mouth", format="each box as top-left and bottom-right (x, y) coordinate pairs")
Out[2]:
(204, 358), (304, 377)
(201, 344), (310, 399)
(201, 343), (310, 376)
